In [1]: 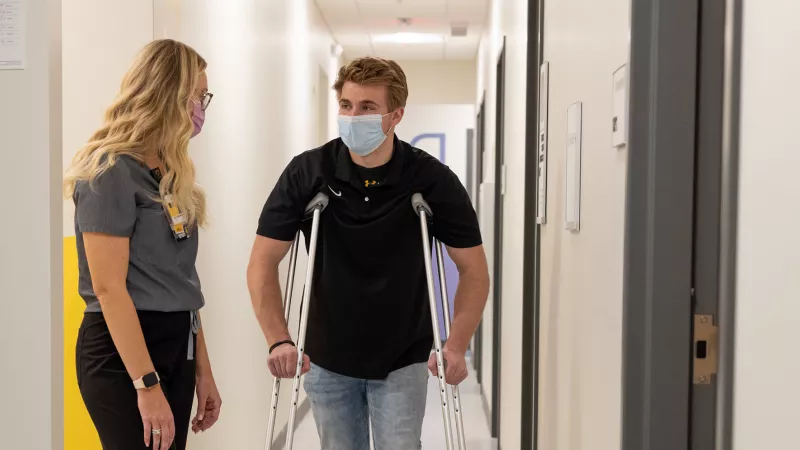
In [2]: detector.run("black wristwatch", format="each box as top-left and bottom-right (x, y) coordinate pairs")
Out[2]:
(133, 372), (160, 390)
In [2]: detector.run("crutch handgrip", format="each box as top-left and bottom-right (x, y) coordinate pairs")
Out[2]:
(411, 193), (433, 217)
(304, 192), (330, 215)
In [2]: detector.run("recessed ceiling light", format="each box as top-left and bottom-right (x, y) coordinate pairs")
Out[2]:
(372, 32), (444, 44)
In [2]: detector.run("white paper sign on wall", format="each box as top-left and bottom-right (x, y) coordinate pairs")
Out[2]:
(612, 64), (628, 148)
(565, 102), (583, 232)
(0, 1), (25, 70)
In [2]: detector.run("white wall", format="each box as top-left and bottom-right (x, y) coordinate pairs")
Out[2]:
(60, 3), (157, 448)
(395, 104), (475, 185)
(62, 0), (155, 237)
(733, 1), (800, 449)
(474, 0), (529, 447)
(0, 0), (63, 447)
(475, 30), (496, 425)
(536, 0), (630, 449)
(399, 59), (478, 105)
(160, 1), (342, 448)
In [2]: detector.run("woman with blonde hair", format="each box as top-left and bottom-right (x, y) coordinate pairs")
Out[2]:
(65, 39), (221, 450)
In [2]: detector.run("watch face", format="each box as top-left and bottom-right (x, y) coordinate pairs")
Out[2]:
(142, 372), (159, 388)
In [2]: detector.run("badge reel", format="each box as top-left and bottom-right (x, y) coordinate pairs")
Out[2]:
(163, 193), (190, 242)
(150, 168), (190, 242)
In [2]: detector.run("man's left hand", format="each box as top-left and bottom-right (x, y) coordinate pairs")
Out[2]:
(428, 345), (468, 385)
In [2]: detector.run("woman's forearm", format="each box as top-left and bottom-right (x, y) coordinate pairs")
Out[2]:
(195, 324), (213, 377)
(97, 289), (156, 382)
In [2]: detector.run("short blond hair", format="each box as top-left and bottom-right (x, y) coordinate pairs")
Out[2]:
(333, 57), (408, 111)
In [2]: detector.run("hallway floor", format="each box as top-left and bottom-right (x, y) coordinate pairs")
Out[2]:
(291, 362), (497, 449)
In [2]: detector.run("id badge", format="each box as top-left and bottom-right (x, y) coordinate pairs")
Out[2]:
(150, 168), (190, 242)
(162, 194), (190, 242)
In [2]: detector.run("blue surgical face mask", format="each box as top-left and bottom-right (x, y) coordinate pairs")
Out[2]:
(338, 113), (392, 156)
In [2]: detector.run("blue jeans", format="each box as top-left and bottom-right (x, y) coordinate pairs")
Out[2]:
(303, 362), (428, 450)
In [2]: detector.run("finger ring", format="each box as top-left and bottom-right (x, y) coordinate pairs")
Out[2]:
(152, 429), (162, 435)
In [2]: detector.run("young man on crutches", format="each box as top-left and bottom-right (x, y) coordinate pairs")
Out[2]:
(247, 57), (490, 450)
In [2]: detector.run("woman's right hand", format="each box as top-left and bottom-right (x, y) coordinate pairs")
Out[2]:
(138, 385), (175, 450)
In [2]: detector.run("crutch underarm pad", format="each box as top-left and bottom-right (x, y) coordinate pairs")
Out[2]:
(411, 193), (433, 217)
(304, 192), (330, 216)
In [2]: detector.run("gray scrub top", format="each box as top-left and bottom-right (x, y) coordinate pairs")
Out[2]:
(73, 155), (205, 313)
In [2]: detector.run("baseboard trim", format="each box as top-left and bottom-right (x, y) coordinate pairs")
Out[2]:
(272, 397), (311, 446)
(481, 386), (492, 428)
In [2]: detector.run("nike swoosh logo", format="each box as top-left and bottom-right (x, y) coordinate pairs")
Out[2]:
(328, 185), (342, 197)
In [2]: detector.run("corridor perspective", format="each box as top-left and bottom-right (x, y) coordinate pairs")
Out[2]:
(3, 0), (799, 449)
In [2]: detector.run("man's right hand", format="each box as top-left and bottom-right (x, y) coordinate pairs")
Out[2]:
(268, 343), (311, 378)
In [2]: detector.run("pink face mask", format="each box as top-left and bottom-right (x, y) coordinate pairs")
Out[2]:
(191, 101), (205, 138)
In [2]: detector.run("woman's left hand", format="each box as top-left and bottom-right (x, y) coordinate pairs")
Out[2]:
(192, 373), (222, 433)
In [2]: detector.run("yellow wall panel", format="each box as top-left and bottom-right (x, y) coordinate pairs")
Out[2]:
(63, 236), (102, 450)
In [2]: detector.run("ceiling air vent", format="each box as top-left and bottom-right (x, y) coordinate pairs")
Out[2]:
(450, 23), (468, 37)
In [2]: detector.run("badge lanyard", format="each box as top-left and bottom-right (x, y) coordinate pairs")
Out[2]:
(150, 168), (190, 242)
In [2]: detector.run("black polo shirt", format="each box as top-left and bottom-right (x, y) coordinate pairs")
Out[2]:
(257, 136), (482, 379)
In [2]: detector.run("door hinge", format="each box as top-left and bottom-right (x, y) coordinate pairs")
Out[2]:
(693, 314), (719, 385)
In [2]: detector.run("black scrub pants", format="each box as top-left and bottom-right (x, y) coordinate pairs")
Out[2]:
(77, 310), (196, 450)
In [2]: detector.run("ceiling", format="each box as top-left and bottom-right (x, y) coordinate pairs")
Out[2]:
(315, 0), (490, 61)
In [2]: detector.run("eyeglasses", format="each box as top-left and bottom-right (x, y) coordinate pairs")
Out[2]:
(198, 91), (213, 111)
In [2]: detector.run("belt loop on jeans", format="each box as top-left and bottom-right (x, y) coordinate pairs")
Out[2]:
(187, 311), (201, 360)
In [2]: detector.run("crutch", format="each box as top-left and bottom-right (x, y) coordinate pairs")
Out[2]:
(434, 239), (467, 449)
(413, 193), (459, 450)
(263, 231), (300, 448)
(264, 192), (329, 450)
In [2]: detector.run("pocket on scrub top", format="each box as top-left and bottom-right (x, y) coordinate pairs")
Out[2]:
(131, 205), (179, 266)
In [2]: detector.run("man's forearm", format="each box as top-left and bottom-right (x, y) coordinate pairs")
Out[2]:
(247, 263), (292, 345)
(447, 268), (490, 353)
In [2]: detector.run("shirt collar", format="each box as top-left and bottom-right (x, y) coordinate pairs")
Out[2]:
(335, 135), (406, 187)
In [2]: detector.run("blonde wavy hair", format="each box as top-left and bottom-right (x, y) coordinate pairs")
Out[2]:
(64, 39), (208, 227)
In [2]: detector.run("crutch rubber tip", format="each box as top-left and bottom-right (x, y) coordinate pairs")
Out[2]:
(411, 193), (433, 217)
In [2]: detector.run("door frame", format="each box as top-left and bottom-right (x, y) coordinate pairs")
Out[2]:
(715, 0), (743, 445)
(691, 0), (727, 447)
(521, 0), (544, 448)
(467, 128), (475, 202)
(491, 37), (507, 439)
(474, 95), (486, 384)
(621, 0), (742, 448)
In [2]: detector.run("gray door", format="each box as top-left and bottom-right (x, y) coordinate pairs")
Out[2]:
(621, 0), (741, 448)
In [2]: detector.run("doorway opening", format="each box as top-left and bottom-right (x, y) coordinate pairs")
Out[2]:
(474, 94), (486, 385)
(491, 38), (507, 439)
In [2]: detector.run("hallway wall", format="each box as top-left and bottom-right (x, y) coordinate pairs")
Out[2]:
(474, 0), (529, 447)
(158, 1), (342, 448)
(734, 1), (800, 448)
(401, 59), (478, 105)
(536, 0), (630, 448)
(58, 1), (340, 448)
(0, 0), (63, 447)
